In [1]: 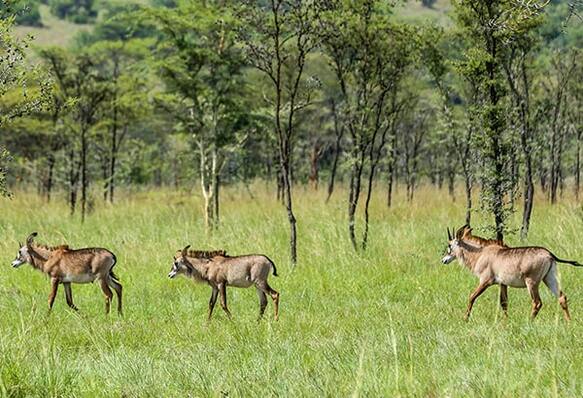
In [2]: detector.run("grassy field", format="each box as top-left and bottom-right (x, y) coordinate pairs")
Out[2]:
(1, 185), (583, 397)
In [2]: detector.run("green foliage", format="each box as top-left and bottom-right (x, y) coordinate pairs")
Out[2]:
(0, 146), (11, 197)
(0, 0), (51, 196)
(48, 0), (96, 24)
(12, 0), (43, 26)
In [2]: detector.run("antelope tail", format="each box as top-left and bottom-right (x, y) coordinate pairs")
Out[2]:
(552, 254), (583, 267)
(265, 256), (278, 277)
(109, 253), (120, 281)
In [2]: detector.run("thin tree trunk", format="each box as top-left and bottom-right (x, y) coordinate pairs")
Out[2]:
(213, 173), (220, 226)
(68, 148), (77, 216)
(576, 129), (581, 200)
(387, 133), (397, 207)
(81, 125), (88, 222)
(46, 155), (55, 202)
(326, 100), (344, 203)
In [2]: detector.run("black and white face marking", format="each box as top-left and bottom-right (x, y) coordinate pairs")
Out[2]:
(11, 245), (28, 268)
(168, 257), (186, 278)
(441, 240), (458, 265)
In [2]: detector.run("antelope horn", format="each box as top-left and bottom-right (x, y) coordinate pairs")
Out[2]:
(26, 232), (38, 247)
(456, 224), (469, 240)
(447, 227), (452, 240)
(181, 245), (191, 257)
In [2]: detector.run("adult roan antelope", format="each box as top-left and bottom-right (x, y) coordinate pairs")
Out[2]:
(442, 225), (581, 320)
(11, 232), (122, 314)
(168, 246), (279, 321)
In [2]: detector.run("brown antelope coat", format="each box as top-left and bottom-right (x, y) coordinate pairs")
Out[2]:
(168, 247), (279, 321)
(442, 225), (581, 320)
(11, 232), (122, 314)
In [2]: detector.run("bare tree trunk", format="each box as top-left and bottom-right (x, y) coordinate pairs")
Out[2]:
(576, 129), (581, 200)
(46, 155), (55, 202)
(308, 140), (322, 190)
(109, 118), (117, 204)
(213, 173), (220, 226)
(81, 125), (88, 222)
(387, 133), (397, 207)
(348, 145), (365, 250)
(199, 138), (214, 230)
(326, 100), (344, 203)
(68, 148), (77, 216)
(447, 169), (455, 202)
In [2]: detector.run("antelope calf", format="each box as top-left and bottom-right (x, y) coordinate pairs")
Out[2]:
(168, 246), (279, 321)
(442, 225), (581, 320)
(11, 232), (122, 314)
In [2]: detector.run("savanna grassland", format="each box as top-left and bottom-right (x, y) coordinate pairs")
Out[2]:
(1, 185), (583, 397)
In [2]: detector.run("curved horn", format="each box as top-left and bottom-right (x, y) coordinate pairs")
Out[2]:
(456, 225), (469, 240)
(181, 245), (191, 256)
(26, 232), (38, 247)
(447, 227), (452, 240)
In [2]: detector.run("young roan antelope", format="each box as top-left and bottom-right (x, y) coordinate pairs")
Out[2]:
(11, 232), (122, 314)
(168, 246), (280, 321)
(442, 225), (582, 321)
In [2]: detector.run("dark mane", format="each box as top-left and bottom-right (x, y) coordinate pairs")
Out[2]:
(186, 249), (228, 259)
(34, 243), (71, 251)
(463, 232), (507, 248)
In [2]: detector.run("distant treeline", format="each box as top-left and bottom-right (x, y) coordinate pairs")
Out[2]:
(1, 0), (582, 261)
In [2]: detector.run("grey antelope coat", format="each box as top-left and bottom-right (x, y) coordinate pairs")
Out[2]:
(169, 248), (279, 321)
(442, 225), (581, 320)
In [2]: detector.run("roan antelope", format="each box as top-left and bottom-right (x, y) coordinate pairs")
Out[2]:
(168, 246), (279, 321)
(11, 232), (122, 314)
(442, 225), (581, 320)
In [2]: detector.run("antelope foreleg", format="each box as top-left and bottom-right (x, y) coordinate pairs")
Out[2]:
(465, 281), (492, 321)
(63, 282), (78, 311)
(208, 288), (219, 321)
(499, 284), (508, 317)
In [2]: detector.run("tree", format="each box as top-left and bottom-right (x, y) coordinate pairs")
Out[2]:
(453, 0), (547, 240)
(40, 48), (108, 220)
(0, 0), (50, 196)
(144, 1), (249, 230)
(319, 0), (417, 250)
(240, 0), (319, 265)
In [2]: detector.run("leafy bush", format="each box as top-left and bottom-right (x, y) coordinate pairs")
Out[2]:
(48, 0), (97, 24)
(13, 0), (43, 27)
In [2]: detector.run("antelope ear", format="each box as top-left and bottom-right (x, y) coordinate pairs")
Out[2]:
(181, 245), (191, 256)
(26, 232), (38, 246)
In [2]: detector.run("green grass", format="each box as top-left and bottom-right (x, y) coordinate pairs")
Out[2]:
(1, 184), (583, 397)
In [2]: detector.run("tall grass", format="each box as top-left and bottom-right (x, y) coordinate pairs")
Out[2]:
(1, 184), (582, 397)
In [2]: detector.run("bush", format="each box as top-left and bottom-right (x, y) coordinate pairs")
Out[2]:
(13, 1), (43, 27)
(48, 0), (97, 24)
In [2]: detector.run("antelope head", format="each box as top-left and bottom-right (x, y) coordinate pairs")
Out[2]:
(168, 245), (192, 279)
(441, 225), (470, 264)
(11, 232), (38, 268)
